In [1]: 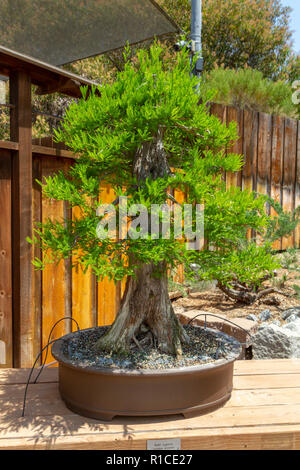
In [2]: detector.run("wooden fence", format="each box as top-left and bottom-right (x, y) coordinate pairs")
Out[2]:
(0, 104), (299, 368)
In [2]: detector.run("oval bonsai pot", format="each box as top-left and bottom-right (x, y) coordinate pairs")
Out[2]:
(52, 326), (242, 421)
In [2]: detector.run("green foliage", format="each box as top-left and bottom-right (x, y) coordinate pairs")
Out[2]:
(293, 284), (300, 300)
(202, 67), (298, 118)
(158, 0), (294, 81)
(31, 44), (278, 293)
(266, 198), (300, 243)
(187, 242), (280, 290)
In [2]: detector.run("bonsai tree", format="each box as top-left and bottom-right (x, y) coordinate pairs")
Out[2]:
(31, 44), (278, 357)
(187, 196), (299, 305)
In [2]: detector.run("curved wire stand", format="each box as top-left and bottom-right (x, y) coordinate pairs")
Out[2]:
(187, 312), (252, 347)
(21, 317), (80, 418)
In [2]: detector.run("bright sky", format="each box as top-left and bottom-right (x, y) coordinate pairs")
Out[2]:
(281, 0), (300, 53)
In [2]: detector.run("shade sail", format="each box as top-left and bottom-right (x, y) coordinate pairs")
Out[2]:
(0, 0), (178, 66)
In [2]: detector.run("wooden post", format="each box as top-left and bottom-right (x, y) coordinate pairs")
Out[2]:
(9, 71), (33, 367)
(0, 149), (13, 367)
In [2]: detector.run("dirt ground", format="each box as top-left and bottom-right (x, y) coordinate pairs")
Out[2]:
(171, 250), (300, 325)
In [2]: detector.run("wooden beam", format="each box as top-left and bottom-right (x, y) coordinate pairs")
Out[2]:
(0, 150), (13, 367)
(31, 144), (76, 159)
(9, 71), (34, 367)
(0, 140), (19, 151)
(35, 78), (83, 98)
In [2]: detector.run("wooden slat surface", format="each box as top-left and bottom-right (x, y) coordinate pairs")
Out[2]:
(282, 118), (297, 249)
(0, 360), (299, 450)
(0, 151), (12, 367)
(41, 158), (69, 363)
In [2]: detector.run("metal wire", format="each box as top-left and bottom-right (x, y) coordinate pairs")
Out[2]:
(21, 317), (80, 418)
(187, 312), (252, 346)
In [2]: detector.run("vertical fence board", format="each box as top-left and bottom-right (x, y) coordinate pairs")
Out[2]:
(242, 109), (258, 193)
(271, 116), (284, 250)
(282, 118), (297, 249)
(257, 113), (272, 201)
(97, 183), (118, 326)
(10, 71), (34, 367)
(226, 106), (243, 189)
(41, 158), (67, 363)
(0, 151), (12, 367)
(32, 156), (42, 364)
(295, 123), (300, 248)
(173, 187), (186, 284)
(210, 103), (227, 183)
(72, 205), (94, 331)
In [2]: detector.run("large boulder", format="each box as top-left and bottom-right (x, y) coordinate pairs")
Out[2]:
(252, 324), (300, 359)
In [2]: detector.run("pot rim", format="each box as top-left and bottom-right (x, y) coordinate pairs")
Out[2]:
(51, 325), (242, 377)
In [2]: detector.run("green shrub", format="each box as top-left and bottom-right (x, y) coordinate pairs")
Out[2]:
(202, 67), (298, 119)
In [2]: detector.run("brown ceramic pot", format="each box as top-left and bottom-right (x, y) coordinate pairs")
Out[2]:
(52, 326), (241, 421)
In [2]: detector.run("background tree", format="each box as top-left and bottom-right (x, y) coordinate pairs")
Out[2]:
(158, 0), (294, 80)
(30, 45), (279, 357)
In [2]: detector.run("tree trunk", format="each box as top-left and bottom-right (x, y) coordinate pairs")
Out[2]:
(94, 128), (189, 357)
(93, 261), (189, 356)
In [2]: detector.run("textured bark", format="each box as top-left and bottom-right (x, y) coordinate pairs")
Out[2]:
(217, 282), (291, 305)
(94, 128), (190, 356)
(94, 261), (189, 356)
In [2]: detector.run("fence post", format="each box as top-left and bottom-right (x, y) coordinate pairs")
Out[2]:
(10, 70), (34, 367)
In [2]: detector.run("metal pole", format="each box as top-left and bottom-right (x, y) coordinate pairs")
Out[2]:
(190, 0), (203, 77)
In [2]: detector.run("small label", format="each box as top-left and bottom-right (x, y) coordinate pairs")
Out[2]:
(0, 340), (6, 365)
(147, 438), (181, 450)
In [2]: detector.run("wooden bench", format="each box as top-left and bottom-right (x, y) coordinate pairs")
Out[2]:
(0, 359), (300, 450)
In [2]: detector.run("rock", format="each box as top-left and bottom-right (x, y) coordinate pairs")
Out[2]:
(252, 324), (300, 359)
(258, 322), (270, 330)
(270, 320), (281, 327)
(282, 319), (300, 333)
(246, 314), (258, 322)
(169, 291), (183, 301)
(173, 306), (186, 315)
(281, 307), (300, 321)
(258, 309), (271, 321)
(286, 314), (299, 323)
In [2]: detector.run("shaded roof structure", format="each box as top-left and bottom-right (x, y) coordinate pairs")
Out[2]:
(0, 45), (99, 97)
(0, 0), (179, 67)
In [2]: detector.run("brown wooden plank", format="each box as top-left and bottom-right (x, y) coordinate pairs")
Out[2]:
(226, 106), (243, 189)
(97, 183), (118, 326)
(63, 199), (72, 335)
(0, 402), (299, 450)
(0, 150), (12, 367)
(32, 157), (42, 365)
(0, 367), (58, 385)
(173, 186), (185, 283)
(234, 359), (300, 375)
(257, 112), (272, 201)
(32, 145), (76, 159)
(242, 109), (258, 193)
(10, 70), (34, 367)
(72, 206), (94, 331)
(210, 103), (227, 183)
(0, 140), (19, 151)
(295, 122), (300, 249)
(0, 423), (299, 450)
(41, 158), (68, 364)
(233, 374), (300, 390)
(270, 115), (284, 250)
(282, 118), (297, 249)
